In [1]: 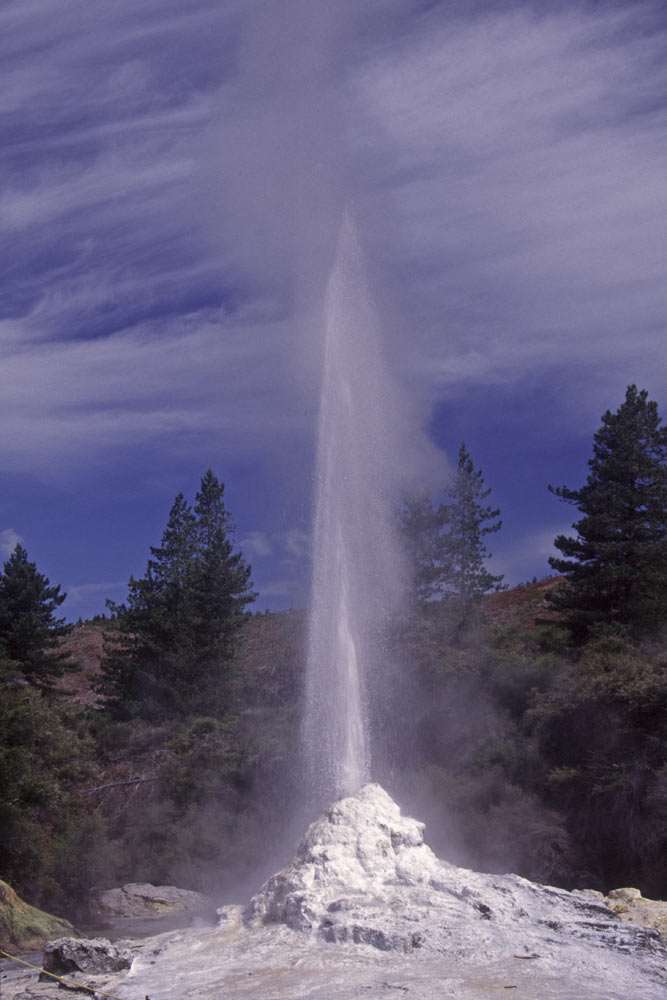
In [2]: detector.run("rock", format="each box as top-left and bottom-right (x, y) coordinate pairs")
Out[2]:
(604, 889), (667, 939)
(40, 937), (132, 977)
(216, 904), (243, 927)
(246, 782), (667, 980)
(92, 883), (211, 919)
(0, 880), (76, 952)
(608, 887), (642, 902)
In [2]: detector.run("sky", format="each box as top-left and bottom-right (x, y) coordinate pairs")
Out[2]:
(1, 0), (666, 621)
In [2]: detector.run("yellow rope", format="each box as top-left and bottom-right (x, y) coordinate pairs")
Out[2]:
(0, 947), (128, 1000)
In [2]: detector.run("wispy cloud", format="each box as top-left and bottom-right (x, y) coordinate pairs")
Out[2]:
(241, 531), (273, 559)
(0, 528), (22, 558)
(354, 4), (667, 417)
(493, 521), (578, 585)
(3, 1), (665, 479)
(281, 529), (310, 560)
(0, 309), (309, 473)
(65, 580), (127, 607)
(254, 577), (302, 601)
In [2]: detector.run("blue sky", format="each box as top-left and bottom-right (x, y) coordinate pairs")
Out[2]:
(1, 0), (666, 621)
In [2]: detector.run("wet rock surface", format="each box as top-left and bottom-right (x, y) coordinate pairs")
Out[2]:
(41, 936), (133, 976)
(0, 938), (135, 1000)
(92, 882), (211, 919)
(3, 786), (666, 999)
(85, 882), (215, 941)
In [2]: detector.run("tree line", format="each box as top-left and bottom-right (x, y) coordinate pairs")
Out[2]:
(1, 385), (666, 915)
(389, 384), (667, 895)
(400, 384), (667, 644)
(2, 385), (665, 699)
(0, 471), (259, 914)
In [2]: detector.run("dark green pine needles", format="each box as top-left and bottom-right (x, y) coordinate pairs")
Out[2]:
(549, 385), (667, 642)
(99, 470), (256, 720)
(0, 544), (74, 688)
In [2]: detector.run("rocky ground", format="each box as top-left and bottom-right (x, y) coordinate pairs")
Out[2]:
(2, 785), (666, 1000)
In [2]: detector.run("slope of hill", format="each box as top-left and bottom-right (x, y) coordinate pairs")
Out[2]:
(56, 580), (561, 706)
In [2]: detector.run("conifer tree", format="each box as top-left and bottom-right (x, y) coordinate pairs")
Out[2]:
(548, 385), (667, 641)
(400, 443), (505, 607)
(99, 471), (256, 719)
(440, 442), (506, 606)
(187, 471), (256, 664)
(0, 544), (73, 687)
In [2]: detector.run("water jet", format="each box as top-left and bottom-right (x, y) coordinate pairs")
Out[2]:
(302, 213), (404, 806)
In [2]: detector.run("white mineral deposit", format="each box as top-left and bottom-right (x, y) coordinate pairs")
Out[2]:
(58, 785), (665, 1000)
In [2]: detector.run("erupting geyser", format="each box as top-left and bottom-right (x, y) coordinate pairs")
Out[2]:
(302, 214), (405, 804)
(25, 229), (667, 1000)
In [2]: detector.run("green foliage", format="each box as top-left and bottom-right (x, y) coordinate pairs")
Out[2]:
(99, 470), (257, 720)
(418, 766), (575, 885)
(441, 442), (507, 605)
(85, 707), (287, 896)
(484, 648), (565, 722)
(0, 665), (106, 913)
(549, 385), (667, 642)
(399, 442), (506, 609)
(527, 639), (667, 890)
(389, 589), (667, 895)
(0, 879), (74, 951)
(0, 545), (74, 688)
(0, 538), (295, 913)
(158, 716), (253, 810)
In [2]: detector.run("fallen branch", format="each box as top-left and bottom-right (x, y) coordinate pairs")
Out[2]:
(80, 776), (156, 795)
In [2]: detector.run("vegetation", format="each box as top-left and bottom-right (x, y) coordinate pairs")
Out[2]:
(391, 392), (667, 894)
(400, 441), (506, 608)
(0, 879), (74, 951)
(387, 594), (667, 895)
(0, 392), (666, 922)
(98, 470), (256, 721)
(548, 384), (667, 642)
(0, 544), (75, 688)
(0, 662), (107, 913)
(440, 442), (506, 605)
(528, 634), (667, 891)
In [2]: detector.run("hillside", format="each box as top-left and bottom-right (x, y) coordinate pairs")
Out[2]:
(55, 608), (308, 709)
(484, 575), (562, 630)
(57, 579), (561, 706)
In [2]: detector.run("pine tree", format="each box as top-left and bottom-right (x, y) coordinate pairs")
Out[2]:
(99, 471), (256, 720)
(100, 493), (198, 715)
(548, 385), (667, 641)
(0, 544), (73, 687)
(187, 471), (256, 665)
(440, 442), (506, 607)
(399, 443), (505, 607)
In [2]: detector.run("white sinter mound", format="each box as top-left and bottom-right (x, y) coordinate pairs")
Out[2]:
(40, 784), (666, 1000)
(246, 784), (664, 962)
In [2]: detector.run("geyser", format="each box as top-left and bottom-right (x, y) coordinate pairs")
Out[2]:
(302, 214), (404, 804)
